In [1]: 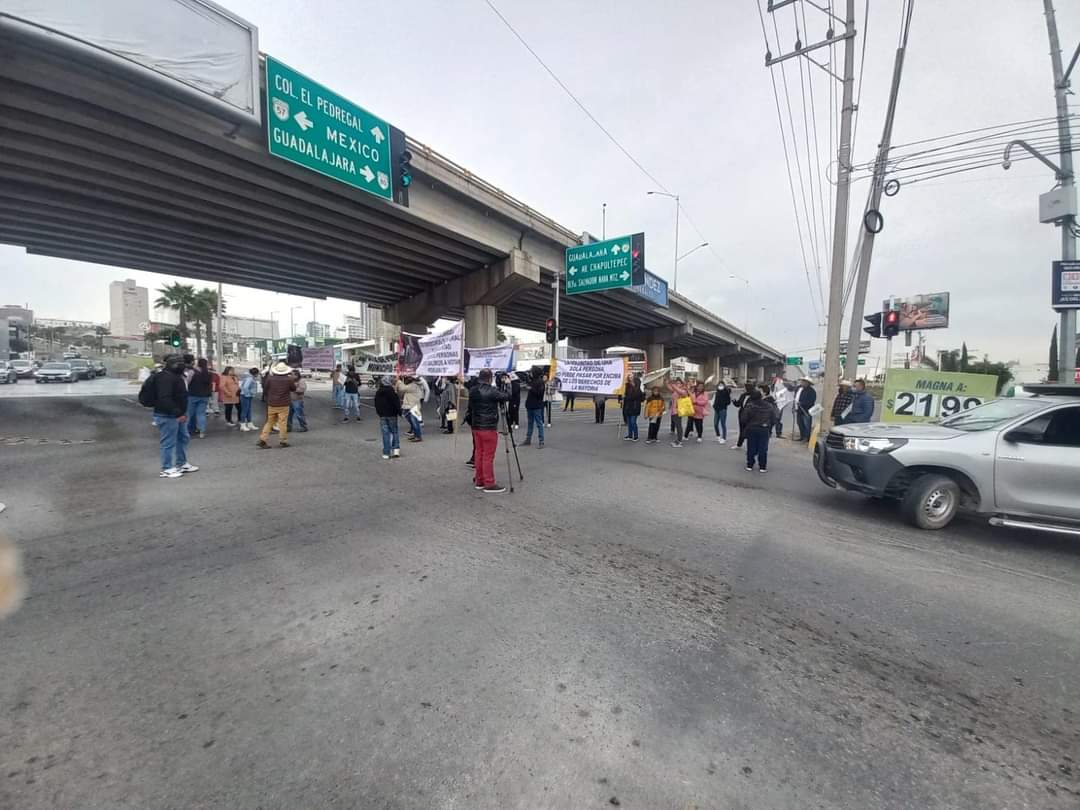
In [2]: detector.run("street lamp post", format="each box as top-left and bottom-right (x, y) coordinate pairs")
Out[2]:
(647, 191), (681, 292)
(290, 305), (303, 343)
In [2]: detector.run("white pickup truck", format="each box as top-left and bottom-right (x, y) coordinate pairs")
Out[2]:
(814, 385), (1080, 536)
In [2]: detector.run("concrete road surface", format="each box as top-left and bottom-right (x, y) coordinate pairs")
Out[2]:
(1, 394), (1077, 809)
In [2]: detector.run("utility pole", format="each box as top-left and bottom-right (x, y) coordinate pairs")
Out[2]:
(551, 270), (560, 361)
(602, 203), (607, 239)
(215, 281), (223, 367)
(1047, 0), (1077, 384)
(844, 2), (913, 382)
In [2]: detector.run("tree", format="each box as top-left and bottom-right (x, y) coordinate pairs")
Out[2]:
(971, 355), (1013, 394)
(495, 326), (507, 343)
(938, 349), (960, 372)
(117, 343), (130, 355)
(94, 325), (110, 354)
(190, 288), (221, 361)
(154, 282), (197, 351)
(959, 342), (969, 373)
(1048, 325), (1059, 382)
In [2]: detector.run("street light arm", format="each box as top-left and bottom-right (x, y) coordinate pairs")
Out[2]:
(1063, 39), (1080, 88)
(677, 242), (708, 262)
(1003, 139), (1066, 179)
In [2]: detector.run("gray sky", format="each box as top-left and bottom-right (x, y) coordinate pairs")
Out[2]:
(2, 0), (1077, 371)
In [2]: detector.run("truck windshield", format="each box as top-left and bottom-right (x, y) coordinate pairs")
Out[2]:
(941, 399), (1046, 431)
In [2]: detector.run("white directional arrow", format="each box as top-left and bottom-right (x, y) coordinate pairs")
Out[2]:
(294, 111), (314, 131)
(370, 126), (385, 144)
(568, 267), (577, 276)
(620, 271), (630, 281)
(360, 165), (375, 183)
(611, 244), (622, 254)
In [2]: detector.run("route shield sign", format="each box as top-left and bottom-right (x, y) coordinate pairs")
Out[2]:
(265, 55), (393, 201)
(565, 233), (644, 295)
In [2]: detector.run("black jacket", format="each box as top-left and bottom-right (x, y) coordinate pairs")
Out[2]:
(188, 368), (213, 397)
(509, 378), (521, 407)
(793, 385), (817, 412)
(713, 386), (731, 410)
(735, 390), (754, 409)
(739, 399), (780, 431)
(153, 368), (188, 418)
(621, 384), (643, 416)
(374, 385), (401, 417)
(524, 378), (545, 410)
(468, 382), (509, 430)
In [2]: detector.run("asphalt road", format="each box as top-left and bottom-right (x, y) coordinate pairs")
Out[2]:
(1, 394), (1077, 809)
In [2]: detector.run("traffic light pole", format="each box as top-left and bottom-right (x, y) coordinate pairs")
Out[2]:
(550, 269), (560, 362)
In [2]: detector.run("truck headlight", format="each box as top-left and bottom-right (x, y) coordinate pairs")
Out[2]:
(843, 437), (907, 454)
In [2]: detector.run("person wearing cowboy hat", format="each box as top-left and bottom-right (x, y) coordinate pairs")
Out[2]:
(793, 377), (817, 442)
(831, 379), (855, 426)
(257, 361), (297, 449)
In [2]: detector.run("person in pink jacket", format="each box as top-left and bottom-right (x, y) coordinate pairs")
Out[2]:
(683, 382), (710, 443)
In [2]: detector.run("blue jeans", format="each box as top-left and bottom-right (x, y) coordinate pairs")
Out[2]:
(156, 414), (189, 470)
(746, 427), (770, 470)
(713, 408), (728, 439)
(186, 395), (209, 434)
(406, 410), (423, 439)
(625, 414), (639, 439)
(288, 400), (307, 430)
(380, 417), (400, 455)
(239, 396), (253, 423)
(525, 407), (545, 443)
(343, 392), (359, 419)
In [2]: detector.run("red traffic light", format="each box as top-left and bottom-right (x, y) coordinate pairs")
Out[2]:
(545, 318), (557, 344)
(883, 310), (900, 338)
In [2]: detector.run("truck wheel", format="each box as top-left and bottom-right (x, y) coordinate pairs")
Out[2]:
(901, 474), (960, 530)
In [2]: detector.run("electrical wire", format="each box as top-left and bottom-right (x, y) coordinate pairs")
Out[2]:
(801, 0), (833, 267)
(847, 0), (871, 172)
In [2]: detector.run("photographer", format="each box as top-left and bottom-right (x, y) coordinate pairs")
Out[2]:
(468, 369), (510, 493)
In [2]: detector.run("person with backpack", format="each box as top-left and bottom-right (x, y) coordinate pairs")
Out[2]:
(238, 367), (259, 431)
(740, 388), (780, 473)
(140, 354), (198, 479)
(341, 366), (361, 422)
(186, 358), (213, 439)
(375, 377), (402, 459)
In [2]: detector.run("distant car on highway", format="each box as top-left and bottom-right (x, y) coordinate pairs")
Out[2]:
(93, 361), (107, 377)
(0, 361), (17, 384)
(815, 386), (1080, 536)
(62, 350), (80, 360)
(35, 362), (78, 383)
(9, 359), (35, 379)
(67, 358), (95, 380)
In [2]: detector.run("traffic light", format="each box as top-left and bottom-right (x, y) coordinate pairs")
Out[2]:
(863, 311), (883, 339)
(883, 310), (901, 339)
(630, 232), (646, 285)
(398, 149), (413, 189)
(545, 318), (557, 344)
(169, 330), (182, 348)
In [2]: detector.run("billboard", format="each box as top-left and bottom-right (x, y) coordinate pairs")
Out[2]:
(882, 369), (998, 423)
(884, 292), (950, 331)
(1052, 260), (1080, 309)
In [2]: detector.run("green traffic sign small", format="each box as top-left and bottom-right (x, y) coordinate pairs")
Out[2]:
(565, 233), (643, 295)
(786, 356), (803, 365)
(265, 55), (394, 201)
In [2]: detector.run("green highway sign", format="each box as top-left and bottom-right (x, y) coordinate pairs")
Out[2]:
(565, 233), (645, 295)
(839, 356), (868, 365)
(265, 55), (393, 201)
(786, 356), (803, 365)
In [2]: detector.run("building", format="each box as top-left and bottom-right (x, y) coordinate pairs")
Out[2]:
(35, 317), (103, 331)
(222, 316), (278, 341)
(306, 321), (331, 339)
(0, 305), (33, 330)
(108, 279), (148, 337)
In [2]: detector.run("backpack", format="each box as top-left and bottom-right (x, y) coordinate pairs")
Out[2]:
(138, 372), (159, 408)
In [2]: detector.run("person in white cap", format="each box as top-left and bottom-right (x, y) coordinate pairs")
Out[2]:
(257, 361), (297, 449)
(792, 378), (817, 442)
(831, 379), (855, 425)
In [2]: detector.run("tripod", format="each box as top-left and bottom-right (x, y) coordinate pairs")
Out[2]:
(498, 400), (524, 491)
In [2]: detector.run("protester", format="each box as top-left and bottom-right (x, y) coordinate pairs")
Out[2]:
(644, 387), (666, 443)
(417, 376), (431, 410)
(239, 367), (259, 431)
(210, 366), (222, 416)
(186, 358), (213, 439)
(832, 380), (855, 425)
(397, 375), (424, 442)
(712, 380), (732, 442)
(468, 369), (510, 493)
(846, 379), (875, 424)
(522, 367), (547, 448)
(665, 376), (691, 448)
(562, 385), (576, 412)
(441, 375), (460, 434)
(219, 366), (240, 427)
(331, 364), (344, 410)
(182, 353), (196, 387)
(621, 373), (643, 441)
(374, 377), (402, 459)
(740, 388), (780, 473)
(759, 384), (781, 439)
(152, 354), (198, 478)
(593, 393), (607, 424)
(463, 375), (479, 468)
(287, 370), (309, 433)
(683, 382), (709, 442)
(732, 382), (756, 450)
(508, 375), (521, 429)
(257, 361), (296, 449)
(793, 378), (817, 442)
(342, 366), (361, 422)
(543, 373), (558, 427)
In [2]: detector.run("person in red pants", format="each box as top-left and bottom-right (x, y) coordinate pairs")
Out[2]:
(467, 369), (510, 494)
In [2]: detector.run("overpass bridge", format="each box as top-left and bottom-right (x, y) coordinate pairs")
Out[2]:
(0, 11), (782, 381)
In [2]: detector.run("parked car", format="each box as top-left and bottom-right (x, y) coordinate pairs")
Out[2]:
(0, 361), (17, 384)
(35, 362), (78, 383)
(9, 359), (35, 379)
(62, 351), (80, 360)
(67, 358), (95, 380)
(93, 361), (107, 377)
(814, 385), (1080, 536)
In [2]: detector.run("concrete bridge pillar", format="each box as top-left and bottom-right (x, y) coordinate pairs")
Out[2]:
(736, 360), (748, 382)
(646, 343), (665, 374)
(464, 304), (497, 350)
(755, 364), (766, 382)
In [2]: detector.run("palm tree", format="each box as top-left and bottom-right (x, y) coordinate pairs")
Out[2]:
(94, 325), (110, 354)
(192, 288), (221, 362)
(154, 282), (197, 351)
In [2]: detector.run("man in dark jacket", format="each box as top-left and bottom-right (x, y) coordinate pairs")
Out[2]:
(508, 376), (522, 430)
(740, 389), (780, 473)
(374, 378), (402, 459)
(831, 380), (855, 426)
(521, 368), (546, 448)
(186, 357), (213, 439)
(792, 378), (817, 442)
(154, 354), (198, 478)
(621, 374), (643, 441)
(258, 361), (297, 449)
(845, 379), (875, 424)
(712, 382), (732, 442)
(468, 369), (510, 493)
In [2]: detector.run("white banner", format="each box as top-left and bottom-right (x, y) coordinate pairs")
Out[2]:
(553, 357), (627, 395)
(772, 377), (791, 411)
(300, 346), (336, 370)
(354, 352), (397, 375)
(464, 344), (515, 377)
(399, 322), (463, 377)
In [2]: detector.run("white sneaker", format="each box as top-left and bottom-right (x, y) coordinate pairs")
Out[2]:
(178, 463), (199, 474)
(697, 437), (703, 443)
(159, 467), (182, 479)
(717, 436), (724, 443)
(730, 444), (741, 450)
(391, 448), (400, 458)
(382, 454), (390, 460)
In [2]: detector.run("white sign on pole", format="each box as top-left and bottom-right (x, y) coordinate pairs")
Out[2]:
(400, 322), (463, 377)
(552, 357), (627, 395)
(464, 344), (515, 376)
